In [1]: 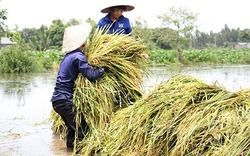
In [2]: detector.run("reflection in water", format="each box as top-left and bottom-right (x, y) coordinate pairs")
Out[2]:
(1, 65), (250, 155)
(2, 82), (28, 107)
(143, 64), (250, 93)
(0, 74), (30, 108)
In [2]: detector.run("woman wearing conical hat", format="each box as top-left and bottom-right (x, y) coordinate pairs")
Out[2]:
(97, 2), (134, 35)
(51, 22), (107, 149)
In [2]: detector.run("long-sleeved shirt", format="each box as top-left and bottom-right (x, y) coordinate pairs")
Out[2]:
(51, 48), (104, 102)
(97, 13), (132, 35)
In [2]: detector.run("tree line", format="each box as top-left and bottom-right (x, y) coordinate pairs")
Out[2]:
(1, 6), (250, 52)
(1, 5), (250, 73)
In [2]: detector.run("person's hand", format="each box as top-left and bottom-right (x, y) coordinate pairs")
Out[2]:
(103, 67), (109, 72)
(138, 53), (149, 59)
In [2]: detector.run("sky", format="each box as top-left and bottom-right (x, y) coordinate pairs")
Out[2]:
(1, 0), (249, 33)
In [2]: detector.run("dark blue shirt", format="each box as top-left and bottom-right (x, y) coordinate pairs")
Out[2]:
(97, 13), (132, 35)
(51, 49), (104, 102)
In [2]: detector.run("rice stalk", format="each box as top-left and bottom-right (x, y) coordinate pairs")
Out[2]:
(50, 27), (149, 142)
(49, 110), (67, 139)
(70, 28), (149, 154)
(97, 74), (250, 156)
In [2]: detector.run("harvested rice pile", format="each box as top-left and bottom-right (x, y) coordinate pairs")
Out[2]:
(89, 75), (249, 156)
(74, 28), (149, 129)
(50, 29), (250, 155)
(50, 28), (149, 147)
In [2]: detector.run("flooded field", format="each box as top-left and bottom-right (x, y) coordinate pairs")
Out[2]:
(1, 65), (250, 156)
(0, 73), (72, 156)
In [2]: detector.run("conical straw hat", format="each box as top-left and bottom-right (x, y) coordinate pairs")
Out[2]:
(100, 1), (134, 13)
(62, 22), (92, 54)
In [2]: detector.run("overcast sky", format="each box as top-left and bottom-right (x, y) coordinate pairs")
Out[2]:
(1, 0), (249, 33)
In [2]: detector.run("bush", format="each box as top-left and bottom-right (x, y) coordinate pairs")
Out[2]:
(34, 50), (63, 71)
(0, 44), (43, 73)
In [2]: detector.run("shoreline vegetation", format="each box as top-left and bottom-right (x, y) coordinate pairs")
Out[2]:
(0, 44), (250, 73)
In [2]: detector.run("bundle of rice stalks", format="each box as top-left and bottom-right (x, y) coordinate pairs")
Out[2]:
(49, 110), (67, 138)
(73, 29), (149, 152)
(87, 74), (250, 156)
(50, 28), (149, 150)
(75, 28), (149, 126)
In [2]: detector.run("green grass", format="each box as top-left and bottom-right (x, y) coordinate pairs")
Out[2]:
(148, 49), (250, 65)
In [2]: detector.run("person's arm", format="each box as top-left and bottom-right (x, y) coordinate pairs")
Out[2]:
(125, 18), (132, 35)
(96, 15), (109, 30)
(96, 19), (103, 29)
(75, 53), (105, 81)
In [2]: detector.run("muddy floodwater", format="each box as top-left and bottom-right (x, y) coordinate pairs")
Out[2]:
(1, 64), (250, 156)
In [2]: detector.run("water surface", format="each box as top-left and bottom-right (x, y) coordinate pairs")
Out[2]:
(1, 65), (250, 155)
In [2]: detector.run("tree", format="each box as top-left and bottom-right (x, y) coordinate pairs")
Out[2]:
(157, 7), (198, 63)
(0, 3), (20, 43)
(132, 17), (157, 50)
(65, 18), (81, 27)
(48, 19), (65, 48)
(0, 3), (7, 38)
(21, 25), (50, 51)
(154, 27), (176, 50)
(240, 29), (250, 42)
(193, 30), (212, 48)
(21, 27), (37, 49)
(36, 25), (50, 50)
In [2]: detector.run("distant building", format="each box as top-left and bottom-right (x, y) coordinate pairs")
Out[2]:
(234, 42), (250, 49)
(0, 37), (17, 49)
